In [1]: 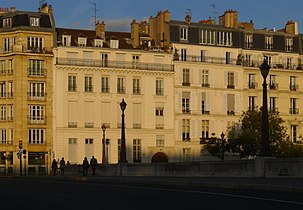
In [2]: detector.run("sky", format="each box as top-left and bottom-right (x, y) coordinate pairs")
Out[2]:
(1, 0), (303, 33)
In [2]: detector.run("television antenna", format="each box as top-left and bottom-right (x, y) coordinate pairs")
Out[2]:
(210, 1), (217, 22)
(186, 8), (192, 18)
(88, 1), (99, 25)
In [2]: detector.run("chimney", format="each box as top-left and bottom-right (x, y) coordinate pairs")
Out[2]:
(220, 10), (238, 29)
(185, 14), (191, 24)
(48, 5), (53, 13)
(285, 21), (298, 35)
(0, 8), (9, 14)
(95, 21), (105, 39)
(10, 6), (16, 12)
(131, 19), (140, 48)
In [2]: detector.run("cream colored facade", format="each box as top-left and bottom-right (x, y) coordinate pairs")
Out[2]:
(0, 5), (55, 174)
(53, 33), (175, 164)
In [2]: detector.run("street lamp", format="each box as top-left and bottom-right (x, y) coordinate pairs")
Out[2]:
(220, 132), (225, 161)
(119, 98), (128, 163)
(259, 58), (271, 156)
(105, 139), (110, 164)
(101, 124), (107, 164)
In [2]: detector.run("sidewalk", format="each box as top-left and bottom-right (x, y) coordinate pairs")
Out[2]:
(14, 175), (303, 194)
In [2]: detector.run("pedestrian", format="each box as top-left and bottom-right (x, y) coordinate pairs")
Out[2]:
(59, 157), (66, 175)
(82, 157), (89, 176)
(51, 159), (57, 176)
(90, 156), (98, 176)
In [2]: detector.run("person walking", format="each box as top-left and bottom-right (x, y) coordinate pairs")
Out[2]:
(82, 157), (89, 176)
(59, 157), (66, 175)
(90, 156), (98, 176)
(51, 159), (57, 176)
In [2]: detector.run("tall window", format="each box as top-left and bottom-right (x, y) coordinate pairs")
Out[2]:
(245, 34), (253, 48)
(248, 96), (257, 111)
(200, 30), (215, 45)
(1, 105), (6, 121)
(68, 75), (77, 91)
(0, 60), (5, 74)
(226, 52), (231, 64)
(291, 125), (297, 143)
(28, 105), (45, 123)
(132, 55), (140, 68)
(101, 76), (110, 93)
(200, 50), (206, 62)
(244, 54), (252, 67)
(227, 72), (235, 88)
(201, 70), (209, 87)
(270, 97), (277, 112)
(227, 94), (235, 115)
(28, 82), (45, 100)
(133, 78), (141, 94)
(248, 74), (256, 88)
(1, 129), (6, 144)
(0, 82), (6, 98)
(201, 120), (209, 139)
(28, 60), (45, 76)
(270, 75), (278, 90)
(182, 148), (191, 162)
(84, 76), (93, 92)
(62, 35), (71, 46)
(3, 18), (11, 27)
(156, 135), (165, 147)
(265, 36), (273, 50)
(78, 37), (87, 46)
(27, 37), (43, 51)
(182, 92), (190, 113)
(30, 17), (40, 26)
(182, 69), (190, 86)
(180, 49), (187, 61)
(155, 107), (164, 116)
(117, 77), (126, 94)
(290, 98), (298, 114)
(4, 38), (10, 52)
(217, 31), (232, 46)
(286, 37), (293, 52)
(133, 139), (141, 163)
(8, 105), (13, 121)
(182, 119), (190, 141)
(101, 53), (108, 67)
(201, 93), (209, 114)
(28, 129), (45, 144)
(290, 76), (297, 91)
(156, 79), (164, 95)
(180, 27), (188, 41)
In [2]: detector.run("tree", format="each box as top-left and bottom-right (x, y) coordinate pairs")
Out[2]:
(204, 133), (229, 160)
(227, 109), (303, 158)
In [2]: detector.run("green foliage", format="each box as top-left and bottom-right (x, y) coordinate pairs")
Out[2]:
(204, 137), (229, 160)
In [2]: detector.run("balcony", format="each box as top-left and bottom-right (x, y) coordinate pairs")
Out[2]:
(0, 46), (52, 54)
(28, 68), (47, 77)
(248, 82), (257, 89)
(290, 85), (299, 91)
(28, 116), (46, 124)
(227, 84), (235, 89)
(182, 82), (191, 86)
(290, 108), (299, 115)
(56, 58), (174, 72)
(177, 55), (238, 65)
(270, 83), (279, 90)
(182, 109), (191, 114)
(28, 92), (47, 101)
(202, 83), (210, 88)
(0, 69), (13, 75)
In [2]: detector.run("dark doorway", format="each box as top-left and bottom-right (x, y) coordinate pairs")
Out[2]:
(151, 152), (168, 163)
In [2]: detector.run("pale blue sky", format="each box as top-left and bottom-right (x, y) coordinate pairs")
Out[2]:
(1, 0), (303, 32)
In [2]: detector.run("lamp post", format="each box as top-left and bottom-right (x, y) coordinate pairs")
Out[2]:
(220, 132), (225, 161)
(259, 58), (271, 156)
(119, 98), (128, 163)
(101, 124), (107, 164)
(105, 139), (110, 164)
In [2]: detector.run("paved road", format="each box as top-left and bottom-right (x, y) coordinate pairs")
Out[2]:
(0, 177), (303, 210)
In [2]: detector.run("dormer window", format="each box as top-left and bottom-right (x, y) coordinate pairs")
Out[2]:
(94, 39), (103, 47)
(180, 26), (188, 41)
(110, 40), (119, 49)
(30, 17), (40, 27)
(62, 35), (71, 46)
(3, 18), (12, 27)
(265, 36), (273, 50)
(286, 37), (293, 52)
(78, 37), (87, 46)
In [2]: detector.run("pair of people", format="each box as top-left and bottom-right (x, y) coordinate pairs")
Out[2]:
(51, 157), (66, 175)
(82, 156), (98, 176)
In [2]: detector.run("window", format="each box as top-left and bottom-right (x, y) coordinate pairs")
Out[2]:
(201, 93), (209, 114)
(101, 76), (110, 93)
(110, 40), (119, 48)
(182, 148), (191, 162)
(62, 35), (71, 47)
(248, 74), (256, 88)
(287, 58), (293, 69)
(8, 105), (13, 121)
(200, 30), (215, 45)
(200, 50), (206, 62)
(28, 105), (45, 123)
(84, 76), (93, 92)
(68, 138), (77, 144)
(7, 81), (13, 98)
(227, 94), (235, 115)
(248, 96), (257, 111)
(28, 82), (45, 100)
(286, 37), (293, 52)
(264, 55), (272, 66)
(78, 37), (87, 46)
(156, 79), (164, 95)
(290, 98), (298, 114)
(27, 37), (43, 51)
(1, 105), (6, 121)
(227, 72), (235, 88)
(180, 27), (188, 41)
(270, 75), (278, 90)
(201, 120), (209, 139)
(4, 38), (10, 52)
(1, 129), (6, 144)
(30, 17), (39, 26)
(132, 55), (140, 68)
(8, 59), (13, 74)
(117, 77), (126, 94)
(8, 129), (13, 144)
(0, 82), (6, 98)
(156, 135), (165, 147)
(155, 107), (164, 116)
(290, 76), (297, 91)
(265, 36), (273, 50)
(133, 139), (141, 163)
(217, 31), (232, 46)
(28, 59), (45, 76)
(94, 39), (103, 47)
(270, 97), (278, 112)
(245, 34), (253, 48)
(101, 53), (108, 67)
(133, 78), (140, 94)
(182, 69), (190, 86)
(201, 70), (209, 87)
(182, 119), (190, 141)
(68, 75), (77, 91)
(291, 125), (297, 143)
(0, 60), (5, 74)
(226, 52), (231, 64)
(28, 129), (45, 144)
(3, 18), (11, 27)
(182, 92), (190, 113)
(180, 49), (187, 61)
(244, 54), (252, 67)
(85, 138), (93, 144)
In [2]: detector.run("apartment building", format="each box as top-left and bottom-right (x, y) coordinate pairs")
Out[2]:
(0, 4), (55, 174)
(53, 21), (175, 164)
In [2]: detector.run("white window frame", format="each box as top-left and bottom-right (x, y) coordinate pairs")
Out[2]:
(180, 26), (188, 41)
(78, 37), (87, 46)
(62, 35), (71, 47)
(30, 17), (40, 26)
(28, 129), (45, 144)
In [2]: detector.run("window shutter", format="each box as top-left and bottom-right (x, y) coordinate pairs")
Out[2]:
(178, 91), (182, 113)
(236, 94), (240, 113)
(179, 68), (183, 85)
(206, 93), (210, 112)
(190, 92), (196, 113)
(191, 119), (196, 139)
